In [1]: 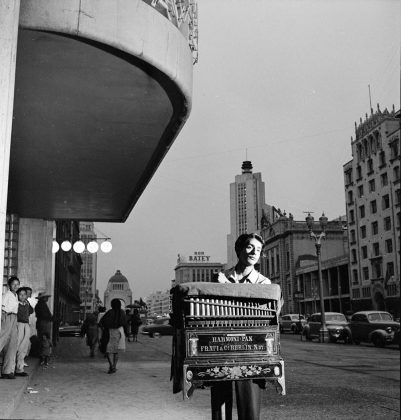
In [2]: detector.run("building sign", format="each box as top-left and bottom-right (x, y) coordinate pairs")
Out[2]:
(189, 251), (211, 262)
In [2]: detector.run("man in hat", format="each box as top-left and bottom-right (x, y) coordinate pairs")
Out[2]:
(35, 292), (53, 340)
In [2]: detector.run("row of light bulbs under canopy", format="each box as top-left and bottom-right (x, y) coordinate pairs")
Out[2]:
(52, 240), (112, 254)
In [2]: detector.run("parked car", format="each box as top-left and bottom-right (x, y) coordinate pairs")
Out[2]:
(303, 312), (352, 343)
(58, 323), (81, 337)
(141, 317), (173, 337)
(280, 314), (306, 334)
(350, 311), (400, 347)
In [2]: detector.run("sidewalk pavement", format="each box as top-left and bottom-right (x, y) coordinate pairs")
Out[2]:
(0, 356), (39, 419)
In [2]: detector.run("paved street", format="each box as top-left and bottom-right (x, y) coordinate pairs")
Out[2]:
(10, 334), (400, 420)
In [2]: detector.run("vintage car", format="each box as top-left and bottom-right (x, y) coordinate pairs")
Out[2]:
(303, 312), (352, 343)
(58, 323), (81, 337)
(279, 314), (306, 334)
(141, 317), (173, 337)
(350, 311), (400, 347)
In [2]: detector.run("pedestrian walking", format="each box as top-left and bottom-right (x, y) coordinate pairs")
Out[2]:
(81, 312), (99, 357)
(211, 233), (273, 420)
(15, 287), (33, 376)
(97, 306), (108, 353)
(125, 309), (132, 341)
(99, 299), (127, 374)
(131, 309), (142, 342)
(0, 276), (20, 379)
(35, 291), (53, 339)
(39, 332), (52, 366)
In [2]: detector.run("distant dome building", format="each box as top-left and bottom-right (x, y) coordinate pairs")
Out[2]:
(104, 270), (132, 309)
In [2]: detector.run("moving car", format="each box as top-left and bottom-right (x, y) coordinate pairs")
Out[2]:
(303, 312), (352, 343)
(280, 314), (306, 334)
(141, 317), (173, 337)
(58, 323), (81, 337)
(350, 311), (400, 347)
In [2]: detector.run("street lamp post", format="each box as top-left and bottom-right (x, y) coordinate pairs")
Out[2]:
(306, 212), (329, 343)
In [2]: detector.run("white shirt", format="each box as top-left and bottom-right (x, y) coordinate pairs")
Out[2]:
(2, 290), (18, 314)
(217, 267), (271, 284)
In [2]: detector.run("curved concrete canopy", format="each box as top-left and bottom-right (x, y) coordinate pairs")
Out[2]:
(8, 29), (187, 221)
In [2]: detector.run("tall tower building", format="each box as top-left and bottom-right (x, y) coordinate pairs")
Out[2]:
(79, 222), (98, 316)
(227, 161), (271, 268)
(343, 106), (400, 317)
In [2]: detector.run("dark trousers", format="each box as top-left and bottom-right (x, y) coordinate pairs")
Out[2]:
(211, 380), (261, 420)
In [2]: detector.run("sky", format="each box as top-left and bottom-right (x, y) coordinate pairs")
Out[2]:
(95, 0), (400, 302)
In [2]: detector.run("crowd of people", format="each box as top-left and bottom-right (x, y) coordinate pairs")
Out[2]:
(0, 276), (53, 379)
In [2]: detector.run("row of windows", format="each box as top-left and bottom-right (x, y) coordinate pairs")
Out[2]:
(345, 158), (399, 187)
(349, 195), (392, 222)
(351, 238), (394, 263)
(352, 261), (395, 284)
(350, 218), (393, 243)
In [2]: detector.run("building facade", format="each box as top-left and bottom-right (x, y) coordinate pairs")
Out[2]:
(104, 270), (132, 309)
(227, 161), (273, 268)
(343, 105), (400, 317)
(79, 222), (98, 317)
(174, 252), (224, 284)
(295, 256), (350, 316)
(146, 290), (171, 317)
(260, 214), (349, 314)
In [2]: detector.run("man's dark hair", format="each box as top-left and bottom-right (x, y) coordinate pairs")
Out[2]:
(234, 233), (264, 257)
(16, 287), (27, 295)
(8, 276), (20, 287)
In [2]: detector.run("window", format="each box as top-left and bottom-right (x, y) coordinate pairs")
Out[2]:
(351, 249), (357, 263)
(347, 191), (353, 204)
(371, 221), (378, 235)
(373, 242), (380, 256)
(385, 239), (393, 253)
(367, 158), (373, 174)
(360, 225), (366, 238)
(349, 209), (355, 223)
(356, 165), (362, 179)
(359, 205), (365, 218)
(350, 230), (356, 243)
(381, 173), (388, 186)
(362, 267), (369, 280)
(394, 166), (400, 183)
(390, 140), (399, 160)
(386, 262), (395, 277)
(384, 216), (391, 231)
(372, 261), (382, 278)
(361, 246), (368, 259)
(352, 288), (360, 298)
(369, 179), (375, 192)
(370, 200), (377, 214)
(382, 194), (390, 210)
(358, 185), (364, 198)
(395, 189), (400, 206)
(352, 269), (358, 285)
(379, 151), (386, 167)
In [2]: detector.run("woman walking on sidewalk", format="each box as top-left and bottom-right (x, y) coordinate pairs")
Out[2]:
(81, 312), (99, 357)
(99, 299), (127, 374)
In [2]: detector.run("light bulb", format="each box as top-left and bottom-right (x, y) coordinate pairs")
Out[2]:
(101, 241), (112, 253)
(73, 241), (85, 253)
(61, 240), (72, 252)
(87, 241), (99, 253)
(52, 241), (60, 253)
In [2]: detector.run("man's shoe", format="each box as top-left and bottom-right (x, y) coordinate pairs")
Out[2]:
(1, 373), (16, 379)
(15, 372), (29, 377)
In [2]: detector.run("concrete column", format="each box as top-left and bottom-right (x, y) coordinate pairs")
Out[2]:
(0, 0), (20, 328)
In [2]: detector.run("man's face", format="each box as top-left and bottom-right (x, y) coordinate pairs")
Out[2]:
(18, 290), (27, 302)
(26, 290), (32, 298)
(238, 238), (262, 267)
(10, 280), (20, 293)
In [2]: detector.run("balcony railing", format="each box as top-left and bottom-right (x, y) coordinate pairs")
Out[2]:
(146, 0), (198, 64)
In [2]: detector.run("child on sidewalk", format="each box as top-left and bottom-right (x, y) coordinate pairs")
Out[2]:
(15, 287), (33, 376)
(39, 333), (52, 367)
